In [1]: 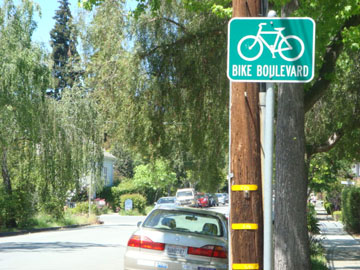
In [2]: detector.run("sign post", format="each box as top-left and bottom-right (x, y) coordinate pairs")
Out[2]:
(227, 15), (315, 270)
(227, 18), (315, 83)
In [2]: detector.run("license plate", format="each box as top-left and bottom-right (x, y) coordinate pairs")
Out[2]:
(166, 245), (187, 257)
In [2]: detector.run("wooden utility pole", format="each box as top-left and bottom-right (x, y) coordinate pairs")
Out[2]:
(230, 0), (263, 269)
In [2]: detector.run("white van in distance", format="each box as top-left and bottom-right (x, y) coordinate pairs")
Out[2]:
(175, 188), (196, 207)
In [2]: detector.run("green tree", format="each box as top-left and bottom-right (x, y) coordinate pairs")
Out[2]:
(0, 0), (103, 227)
(133, 159), (177, 199)
(80, 1), (360, 268)
(0, 0), (50, 227)
(50, 0), (80, 99)
(274, 1), (360, 269)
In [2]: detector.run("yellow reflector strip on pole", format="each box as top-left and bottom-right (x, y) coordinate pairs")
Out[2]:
(232, 223), (258, 230)
(233, 263), (259, 269)
(232, 185), (258, 191)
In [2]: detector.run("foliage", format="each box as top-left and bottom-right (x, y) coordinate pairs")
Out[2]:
(305, 50), (360, 162)
(49, 0), (80, 99)
(119, 193), (147, 214)
(29, 212), (98, 229)
(310, 255), (329, 270)
(332, 210), (342, 221)
(324, 202), (334, 215)
(97, 186), (114, 205)
(78, 0), (232, 18)
(309, 234), (328, 270)
(309, 234), (328, 269)
(307, 204), (320, 234)
(80, 0), (229, 191)
(68, 201), (97, 215)
(130, 1), (229, 190)
(111, 180), (138, 209)
(110, 144), (136, 180)
(0, 0), (103, 228)
(341, 186), (360, 233)
(133, 159), (177, 191)
(308, 154), (352, 193)
(324, 180), (344, 214)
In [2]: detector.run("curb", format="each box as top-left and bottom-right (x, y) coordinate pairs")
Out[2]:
(0, 223), (95, 238)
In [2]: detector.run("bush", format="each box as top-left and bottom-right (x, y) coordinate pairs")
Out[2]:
(69, 202), (99, 215)
(97, 186), (114, 207)
(96, 180), (138, 211)
(332, 211), (342, 221)
(342, 186), (360, 233)
(324, 202), (334, 215)
(119, 194), (146, 215)
(308, 203), (320, 234)
(310, 236), (328, 270)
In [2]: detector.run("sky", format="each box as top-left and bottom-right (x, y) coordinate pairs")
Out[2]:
(32, 0), (79, 49)
(31, 0), (137, 51)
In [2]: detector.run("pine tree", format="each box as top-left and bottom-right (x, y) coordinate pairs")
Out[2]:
(50, 0), (79, 99)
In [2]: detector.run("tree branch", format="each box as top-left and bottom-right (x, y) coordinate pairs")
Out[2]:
(138, 24), (226, 59)
(162, 17), (187, 33)
(304, 14), (360, 113)
(306, 130), (344, 158)
(148, 17), (188, 33)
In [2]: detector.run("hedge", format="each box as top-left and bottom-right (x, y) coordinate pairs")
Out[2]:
(341, 186), (360, 233)
(96, 179), (138, 211)
(120, 194), (147, 214)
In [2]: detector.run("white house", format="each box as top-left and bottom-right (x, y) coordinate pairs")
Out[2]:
(102, 150), (117, 187)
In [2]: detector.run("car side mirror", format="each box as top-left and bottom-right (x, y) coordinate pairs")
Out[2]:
(137, 221), (142, 227)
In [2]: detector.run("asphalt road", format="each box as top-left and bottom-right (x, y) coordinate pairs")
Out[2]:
(0, 215), (145, 270)
(0, 206), (229, 270)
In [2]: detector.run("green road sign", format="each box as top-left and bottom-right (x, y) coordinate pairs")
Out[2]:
(227, 18), (315, 83)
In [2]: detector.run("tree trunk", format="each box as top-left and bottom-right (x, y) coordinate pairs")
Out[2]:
(2, 148), (17, 228)
(274, 83), (310, 270)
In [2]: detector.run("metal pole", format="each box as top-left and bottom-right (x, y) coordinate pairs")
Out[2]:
(264, 81), (274, 270)
(263, 7), (277, 268)
(264, 12), (276, 270)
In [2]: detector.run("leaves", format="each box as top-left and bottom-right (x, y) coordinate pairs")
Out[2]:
(0, 0), (103, 226)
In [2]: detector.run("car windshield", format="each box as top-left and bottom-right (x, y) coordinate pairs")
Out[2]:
(158, 198), (175, 204)
(143, 209), (223, 237)
(177, 191), (193, 197)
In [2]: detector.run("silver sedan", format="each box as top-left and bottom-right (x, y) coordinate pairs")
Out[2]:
(124, 205), (228, 270)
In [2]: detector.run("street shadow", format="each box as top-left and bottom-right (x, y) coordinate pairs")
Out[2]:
(0, 241), (122, 253)
(322, 237), (360, 264)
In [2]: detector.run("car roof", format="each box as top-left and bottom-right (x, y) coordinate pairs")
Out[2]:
(152, 205), (227, 219)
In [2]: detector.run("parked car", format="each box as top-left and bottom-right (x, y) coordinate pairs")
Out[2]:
(216, 193), (228, 205)
(196, 193), (209, 208)
(175, 188), (197, 207)
(154, 196), (177, 208)
(207, 193), (219, 207)
(223, 193), (229, 204)
(124, 205), (228, 270)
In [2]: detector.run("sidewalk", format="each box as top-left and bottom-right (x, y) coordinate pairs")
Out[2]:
(316, 203), (360, 270)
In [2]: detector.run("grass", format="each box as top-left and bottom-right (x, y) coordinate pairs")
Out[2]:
(311, 254), (329, 270)
(0, 213), (99, 233)
(30, 212), (99, 229)
(118, 205), (154, 216)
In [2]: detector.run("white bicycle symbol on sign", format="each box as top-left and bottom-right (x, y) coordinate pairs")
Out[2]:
(237, 22), (305, 62)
